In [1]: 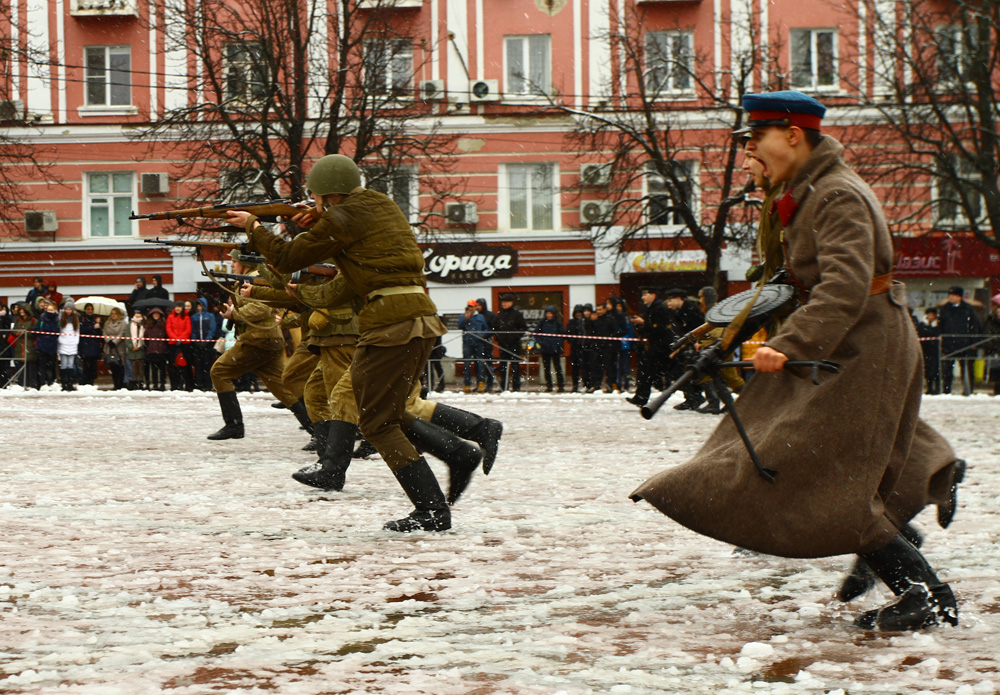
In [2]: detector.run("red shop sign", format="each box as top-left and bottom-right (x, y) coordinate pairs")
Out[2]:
(893, 233), (1000, 277)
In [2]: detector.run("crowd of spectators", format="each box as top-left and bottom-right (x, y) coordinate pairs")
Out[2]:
(0, 275), (241, 392)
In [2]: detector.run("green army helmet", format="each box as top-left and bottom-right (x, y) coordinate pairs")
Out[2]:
(306, 154), (361, 196)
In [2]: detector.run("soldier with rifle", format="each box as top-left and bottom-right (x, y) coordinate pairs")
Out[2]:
(225, 154), (487, 533)
(631, 91), (965, 632)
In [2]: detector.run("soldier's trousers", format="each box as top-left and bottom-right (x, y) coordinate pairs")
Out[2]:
(349, 337), (436, 471)
(303, 344), (356, 422)
(211, 341), (296, 405)
(283, 341), (319, 403)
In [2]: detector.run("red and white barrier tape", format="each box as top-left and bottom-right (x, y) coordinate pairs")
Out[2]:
(12, 330), (217, 343)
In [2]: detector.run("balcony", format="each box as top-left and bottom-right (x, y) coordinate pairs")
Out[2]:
(70, 0), (139, 17)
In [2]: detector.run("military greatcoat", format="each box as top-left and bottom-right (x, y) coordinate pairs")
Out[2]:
(631, 138), (957, 559)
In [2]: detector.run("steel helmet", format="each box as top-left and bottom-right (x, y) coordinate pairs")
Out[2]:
(306, 154), (361, 196)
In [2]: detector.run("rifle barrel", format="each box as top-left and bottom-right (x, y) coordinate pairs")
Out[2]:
(640, 368), (698, 420)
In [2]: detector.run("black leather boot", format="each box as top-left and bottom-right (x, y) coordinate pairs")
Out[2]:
(838, 524), (923, 602)
(288, 398), (314, 435)
(854, 533), (958, 630)
(696, 383), (723, 414)
(937, 459), (967, 529)
(352, 437), (378, 459)
(292, 421), (355, 491)
(406, 418), (483, 505)
(302, 420), (328, 452)
(430, 403), (503, 475)
(383, 458), (452, 532)
(207, 391), (245, 440)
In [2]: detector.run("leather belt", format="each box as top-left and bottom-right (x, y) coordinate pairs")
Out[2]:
(366, 285), (425, 302)
(868, 273), (893, 295)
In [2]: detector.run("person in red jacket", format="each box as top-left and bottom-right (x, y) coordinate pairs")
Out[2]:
(165, 301), (193, 391)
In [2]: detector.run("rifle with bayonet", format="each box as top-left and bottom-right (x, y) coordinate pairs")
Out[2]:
(144, 237), (248, 251)
(201, 271), (272, 286)
(130, 199), (317, 223)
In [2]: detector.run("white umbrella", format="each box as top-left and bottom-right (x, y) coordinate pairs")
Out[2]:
(73, 296), (127, 316)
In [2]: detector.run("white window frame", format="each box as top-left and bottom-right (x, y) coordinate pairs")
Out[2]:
(646, 160), (699, 228)
(85, 171), (136, 239)
(503, 35), (552, 98)
(937, 24), (976, 87)
(790, 28), (838, 91)
(363, 38), (414, 100)
(644, 30), (695, 98)
(498, 162), (560, 232)
(363, 164), (419, 222)
(224, 41), (269, 103)
(935, 155), (984, 228)
(84, 45), (131, 106)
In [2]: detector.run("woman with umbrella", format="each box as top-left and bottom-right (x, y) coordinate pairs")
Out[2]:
(78, 303), (103, 386)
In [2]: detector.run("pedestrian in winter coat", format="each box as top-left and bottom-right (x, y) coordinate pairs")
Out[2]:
(0, 302), (12, 388)
(144, 308), (169, 390)
(533, 306), (565, 392)
(57, 300), (80, 391)
(493, 294), (528, 392)
(24, 277), (48, 307)
(937, 287), (982, 395)
(632, 91), (963, 632)
(590, 302), (622, 391)
(615, 298), (635, 391)
(189, 297), (218, 390)
(458, 300), (492, 392)
(34, 300), (60, 387)
(11, 304), (39, 389)
(126, 308), (147, 390)
(78, 304), (104, 385)
(919, 309), (942, 394)
(147, 275), (170, 301)
(166, 301), (193, 391)
(128, 277), (149, 310)
(984, 302), (1000, 396)
(565, 305), (587, 392)
(475, 297), (496, 391)
(102, 307), (129, 390)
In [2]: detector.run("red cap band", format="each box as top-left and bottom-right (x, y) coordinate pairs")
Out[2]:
(748, 110), (822, 131)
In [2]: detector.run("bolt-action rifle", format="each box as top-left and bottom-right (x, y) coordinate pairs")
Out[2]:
(201, 271), (271, 286)
(130, 199), (317, 223)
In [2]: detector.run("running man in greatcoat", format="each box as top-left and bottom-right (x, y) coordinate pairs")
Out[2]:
(631, 91), (965, 631)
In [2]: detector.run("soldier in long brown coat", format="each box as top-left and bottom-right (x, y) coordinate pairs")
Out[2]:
(631, 91), (963, 631)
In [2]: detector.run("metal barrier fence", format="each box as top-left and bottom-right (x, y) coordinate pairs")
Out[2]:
(930, 333), (1000, 396)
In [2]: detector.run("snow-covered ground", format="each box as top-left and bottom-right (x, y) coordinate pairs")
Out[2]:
(1, 386), (998, 695)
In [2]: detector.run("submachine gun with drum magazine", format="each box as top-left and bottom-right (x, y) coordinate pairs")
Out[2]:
(640, 279), (841, 483)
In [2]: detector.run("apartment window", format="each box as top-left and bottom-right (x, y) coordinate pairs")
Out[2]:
(647, 160), (697, 226)
(86, 172), (134, 238)
(225, 42), (269, 101)
(645, 31), (694, 95)
(790, 28), (837, 90)
(506, 163), (556, 230)
(364, 165), (417, 220)
(85, 46), (131, 106)
(505, 35), (551, 96)
(364, 39), (414, 98)
(938, 25), (975, 84)
(936, 155), (983, 227)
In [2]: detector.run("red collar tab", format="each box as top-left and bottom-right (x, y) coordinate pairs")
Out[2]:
(748, 110), (822, 132)
(777, 190), (799, 226)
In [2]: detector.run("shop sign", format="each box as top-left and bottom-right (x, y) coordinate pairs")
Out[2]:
(626, 250), (707, 273)
(894, 233), (1000, 277)
(423, 243), (518, 284)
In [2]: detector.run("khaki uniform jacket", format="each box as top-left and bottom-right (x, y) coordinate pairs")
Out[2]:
(231, 296), (283, 351)
(631, 137), (955, 558)
(248, 188), (444, 343)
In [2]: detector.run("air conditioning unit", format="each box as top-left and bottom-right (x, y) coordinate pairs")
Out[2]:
(141, 172), (170, 195)
(445, 202), (478, 224)
(419, 79), (445, 101)
(580, 163), (612, 187)
(580, 200), (612, 225)
(0, 100), (25, 121)
(469, 79), (500, 103)
(24, 211), (58, 234)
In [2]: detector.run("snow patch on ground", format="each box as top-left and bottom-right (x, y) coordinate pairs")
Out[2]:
(0, 389), (998, 694)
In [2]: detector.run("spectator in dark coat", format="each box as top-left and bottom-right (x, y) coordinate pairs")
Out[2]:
(144, 307), (169, 390)
(189, 297), (218, 390)
(475, 297), (496, 391)
(590, 302), (623, 391)
(628, 287), (677, 407)
(78, 304), (104, 386)
(34, 300), (60, 387)
(458, 299), (492, 392)
(25, 277), (48, 307)
(534, 306), (565, 392)
(938, 286), (982, 395)
(0, 301), (12, 387)
(984, 301), (1000, 396)
(919, 308), (942, 394)
(128, 277), (149, 310)
(565, 305), (587, 392)
(492, 293), (528, 392)
(147, 275), (170, 301)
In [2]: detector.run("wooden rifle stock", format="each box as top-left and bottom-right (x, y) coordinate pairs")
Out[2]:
(131, 199), (317, 222)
